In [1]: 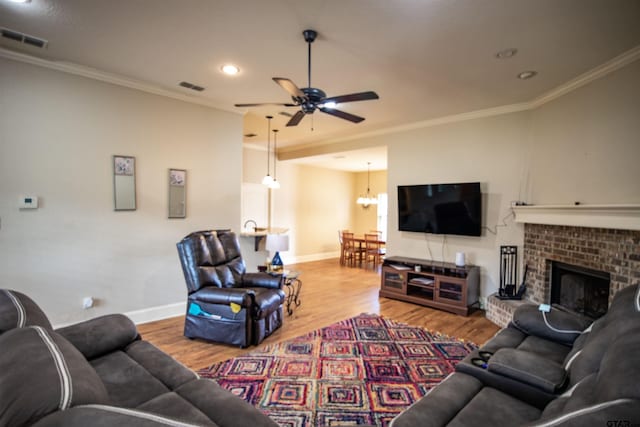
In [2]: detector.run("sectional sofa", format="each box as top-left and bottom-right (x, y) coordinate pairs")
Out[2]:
(391, 284), (640, 426)
(0, 289), (277, 427)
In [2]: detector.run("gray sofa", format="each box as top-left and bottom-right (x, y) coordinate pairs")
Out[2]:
(0, 289), (277, 427)
(391, 284), (640, 427)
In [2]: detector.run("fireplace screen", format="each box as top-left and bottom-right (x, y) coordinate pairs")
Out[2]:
(550, 261), (610, 319)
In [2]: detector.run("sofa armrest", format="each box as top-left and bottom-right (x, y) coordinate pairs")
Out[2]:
(189, 286), (254, 307)
(241, 272), (283, 289)
(56, 314), (139, 360)
(511, 305), (592, 346)
(488, 348), (567, 394)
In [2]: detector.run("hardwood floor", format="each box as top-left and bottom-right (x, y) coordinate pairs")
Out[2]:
(139, 258), (500, 371)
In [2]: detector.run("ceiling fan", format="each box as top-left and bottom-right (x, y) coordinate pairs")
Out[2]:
(235, 29), (379, 127)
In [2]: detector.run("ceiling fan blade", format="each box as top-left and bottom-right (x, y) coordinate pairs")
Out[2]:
(286, 110), (306, 127)
(323, 91), (379, 105)
(319, 107), (365, 123)
(234, 102), (297, 107)
(273, 77), (306, 100)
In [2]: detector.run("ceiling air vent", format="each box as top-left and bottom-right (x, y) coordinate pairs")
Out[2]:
(0, 28), (48, 49)
(179, 81), (205, 92)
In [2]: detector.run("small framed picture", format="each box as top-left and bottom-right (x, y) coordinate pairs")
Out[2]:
(168, 168), (186, 218)
(113, 155), (136, 211)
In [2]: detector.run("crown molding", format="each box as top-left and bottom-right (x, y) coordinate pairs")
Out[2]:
(530, 44), (640, 108)
(282, 44), (640, 155)
(3, 42), (638, 150)
(0, 47), (241, 115)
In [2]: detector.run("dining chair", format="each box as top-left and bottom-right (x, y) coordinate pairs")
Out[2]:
(342, 232), (363, 267)
(338, 230), (347, 265)
(364, 233), (385, 270)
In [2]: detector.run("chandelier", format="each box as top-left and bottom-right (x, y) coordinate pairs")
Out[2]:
(356, 162), (378, 208)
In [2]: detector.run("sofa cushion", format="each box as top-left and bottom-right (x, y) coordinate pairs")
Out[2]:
(91, 350), (171, 407)
(173, 379), (279, 427)
(0, 289), (52, 333)
(125, 340), (198, 390)
(136, 392), (216, 426)
(0, 326), (109, 427)
(31, 405), (214, 427)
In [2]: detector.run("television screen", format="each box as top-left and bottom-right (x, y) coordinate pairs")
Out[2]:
(398, 182), (482, 236)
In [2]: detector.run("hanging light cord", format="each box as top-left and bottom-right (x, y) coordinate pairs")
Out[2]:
(266, 116), (272, 175)
(273, 129), (278, 180)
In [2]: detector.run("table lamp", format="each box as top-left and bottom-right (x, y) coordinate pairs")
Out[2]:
(266, 234), (289, 272)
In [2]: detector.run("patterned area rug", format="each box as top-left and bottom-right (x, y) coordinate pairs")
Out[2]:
(197, 313), (477, 427)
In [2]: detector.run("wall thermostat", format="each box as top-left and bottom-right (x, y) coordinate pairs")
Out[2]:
(20, 196), (39, 209)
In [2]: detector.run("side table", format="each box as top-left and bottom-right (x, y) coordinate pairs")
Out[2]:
(282, 270), (302, 315)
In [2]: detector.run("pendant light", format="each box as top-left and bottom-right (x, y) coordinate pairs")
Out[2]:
(261, 115), (274, 186)
(269, 128), (281, 189)
(356, 162), (378, 208)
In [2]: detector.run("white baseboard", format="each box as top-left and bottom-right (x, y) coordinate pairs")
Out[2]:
(125, 301), (186, 325)
(284, 251), (340, 265)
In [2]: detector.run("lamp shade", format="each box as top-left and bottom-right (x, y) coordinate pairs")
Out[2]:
(265, 234), (289, 252)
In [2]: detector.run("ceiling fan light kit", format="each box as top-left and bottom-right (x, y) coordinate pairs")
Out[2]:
(235, 29), (379, 127)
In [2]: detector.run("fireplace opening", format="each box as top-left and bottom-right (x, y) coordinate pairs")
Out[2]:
(550, 261), (610, 320)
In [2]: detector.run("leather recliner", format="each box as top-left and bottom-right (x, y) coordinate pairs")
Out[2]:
(176, 229), (285, 347)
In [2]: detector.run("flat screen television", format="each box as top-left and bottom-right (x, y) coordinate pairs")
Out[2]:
(397, 182), (482, 236)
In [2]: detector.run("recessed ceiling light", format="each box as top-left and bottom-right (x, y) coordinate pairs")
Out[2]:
(496, 48), (518, 59)
(221, 64), (240, 75)
(8, 0), (31, 3)
(517, 70), (538, 80)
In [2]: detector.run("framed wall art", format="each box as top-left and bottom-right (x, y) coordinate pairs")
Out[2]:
(168, 168), (186, 218)
(113, 155), (136, 211)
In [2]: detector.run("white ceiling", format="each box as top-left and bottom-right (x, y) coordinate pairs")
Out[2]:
(2, 0), (640, 171)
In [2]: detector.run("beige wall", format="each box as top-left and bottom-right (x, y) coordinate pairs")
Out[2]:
(243, 147), (357, 263)
(0, 57), (243, 326)
(528, 60), (640, 204)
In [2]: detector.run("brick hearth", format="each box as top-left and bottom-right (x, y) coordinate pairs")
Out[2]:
(487, 223), (640, 327)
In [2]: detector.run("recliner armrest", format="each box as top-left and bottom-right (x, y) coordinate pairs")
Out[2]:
(511, 305), (592, 346)
(488, 348), (567, 394)
(241, 272), (282, 289)
(189, 287), (254, 307)
(55, 314), (139, 360)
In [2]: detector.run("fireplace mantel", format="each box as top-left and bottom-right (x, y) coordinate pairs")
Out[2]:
(513, 204), (640, 231)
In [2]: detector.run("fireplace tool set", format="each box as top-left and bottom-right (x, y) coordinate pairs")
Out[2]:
(498, 245), (527, 300)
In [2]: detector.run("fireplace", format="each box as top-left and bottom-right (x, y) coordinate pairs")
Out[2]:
(486, 223), (639, 328)
(550, 261), (610, 319)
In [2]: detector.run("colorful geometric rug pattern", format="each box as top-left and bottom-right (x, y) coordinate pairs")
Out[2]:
(197, 314), (477, 427)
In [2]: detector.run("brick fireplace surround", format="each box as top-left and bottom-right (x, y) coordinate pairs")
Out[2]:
(487, 223), (640, 327)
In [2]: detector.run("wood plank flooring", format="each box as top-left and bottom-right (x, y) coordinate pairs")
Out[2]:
(139, 258), (500, 371)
